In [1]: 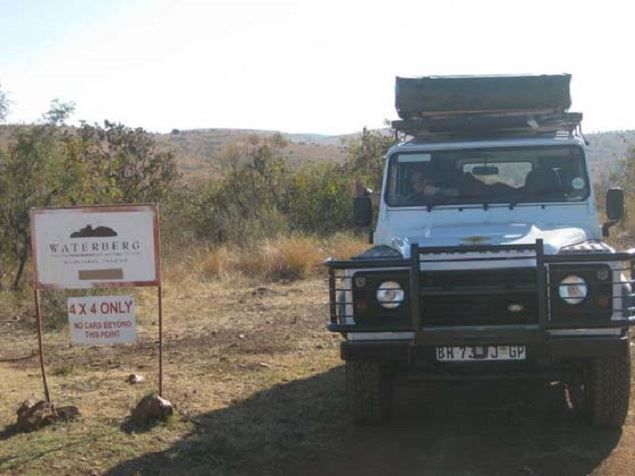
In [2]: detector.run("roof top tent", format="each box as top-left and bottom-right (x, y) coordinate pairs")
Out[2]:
(391, 74), (583, 139)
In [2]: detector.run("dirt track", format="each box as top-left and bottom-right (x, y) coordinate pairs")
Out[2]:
(2, 279), (635, 475)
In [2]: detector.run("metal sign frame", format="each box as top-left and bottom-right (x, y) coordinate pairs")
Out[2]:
(30, 204), (160, 290)
(29, 204), (165, 403)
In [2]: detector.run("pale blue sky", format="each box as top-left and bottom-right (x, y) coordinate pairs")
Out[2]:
(1, 0), (634, 134)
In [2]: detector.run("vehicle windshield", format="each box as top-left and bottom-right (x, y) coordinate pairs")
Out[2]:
(385, 145), (589, 207)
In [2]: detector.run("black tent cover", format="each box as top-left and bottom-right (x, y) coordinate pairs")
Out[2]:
(395, 74), (572, 119)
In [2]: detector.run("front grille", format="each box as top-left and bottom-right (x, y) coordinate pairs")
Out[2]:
(420, 268), (538, 326)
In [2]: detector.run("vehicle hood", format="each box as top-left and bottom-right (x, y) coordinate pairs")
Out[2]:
(388, 222), (589, 257)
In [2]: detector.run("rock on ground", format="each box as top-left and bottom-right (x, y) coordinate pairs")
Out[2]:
(132, 394), (174, 424)
(16, 399), (56, 431)
(126, 373), (145, 384)
(15, 399), (81, 431)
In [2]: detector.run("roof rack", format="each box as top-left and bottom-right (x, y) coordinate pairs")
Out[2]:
(391, 110), (583, 139)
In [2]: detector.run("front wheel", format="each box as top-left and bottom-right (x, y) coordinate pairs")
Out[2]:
(346, 360), (394, 424)
(587, 344), (631, 428)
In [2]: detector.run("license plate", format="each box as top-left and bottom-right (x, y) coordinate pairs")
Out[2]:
(435, 345), (526, 362)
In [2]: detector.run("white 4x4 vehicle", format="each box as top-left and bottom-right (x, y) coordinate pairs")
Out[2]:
(326, 74), (634, 427)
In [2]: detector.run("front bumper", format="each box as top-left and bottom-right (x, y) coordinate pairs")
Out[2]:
(341, 333), (629, 363)
(341, 332), (630, 381)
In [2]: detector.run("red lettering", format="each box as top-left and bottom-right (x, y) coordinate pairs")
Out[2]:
(99, 330), (120, 339)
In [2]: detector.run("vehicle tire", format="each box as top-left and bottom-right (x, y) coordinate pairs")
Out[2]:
(587, 344), (631, 428)
(346, 360), (394, 424)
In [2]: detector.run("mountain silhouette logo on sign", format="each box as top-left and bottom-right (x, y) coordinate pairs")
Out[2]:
(70, 225), (118, 238)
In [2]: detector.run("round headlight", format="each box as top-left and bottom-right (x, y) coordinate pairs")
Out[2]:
(558, 275), (588, 305)
(376, 281), (404, 309)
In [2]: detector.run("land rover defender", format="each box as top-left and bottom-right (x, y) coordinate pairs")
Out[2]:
(326, 74), (634, 427)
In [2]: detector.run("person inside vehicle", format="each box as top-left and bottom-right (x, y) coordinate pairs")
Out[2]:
(408, 167), (459, 201)
(409, 170), (437, 197)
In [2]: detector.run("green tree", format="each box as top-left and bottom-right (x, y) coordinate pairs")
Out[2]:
(0, 84), (9, 122)
(43, 99), (76, 126)
(609, 145), (635, 225)
(0, 118), (179, 289)
(0, 125), (66, 288)
(287, 162), (353, 234)
(341, 127), (394, 191)
(193, 134), (291, 243)
(72, 121), (179, 203)
(190, 129), (393, 242)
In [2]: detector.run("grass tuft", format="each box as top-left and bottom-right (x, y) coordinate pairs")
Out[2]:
(164, 232), (367, 285)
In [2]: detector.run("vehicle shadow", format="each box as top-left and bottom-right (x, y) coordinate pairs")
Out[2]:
(106, 367), (622, 476)
(308, 380), (622, 476)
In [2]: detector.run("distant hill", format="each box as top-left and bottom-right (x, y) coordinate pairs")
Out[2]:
(155, 128), (348, 178)
(156, 127), (635, 182)
(2, 124), (633, 182)
(585, 130), (635, 182)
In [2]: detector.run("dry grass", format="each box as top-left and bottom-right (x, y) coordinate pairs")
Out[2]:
(0, 232), (366, 474)
(166, 232), (367, 286)
(12, 231), (635, 475)
(0, 275), (344, 475)
(243, 235), (326, 280)
(3, 272), (635, 475)
(0, 232), (367, 336)
(3, 246), (635, 474)
(324, 232), (370, 260)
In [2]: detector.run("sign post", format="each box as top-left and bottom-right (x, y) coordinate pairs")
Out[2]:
(30, 204), (163, 402)
(33, 289), (51, 403)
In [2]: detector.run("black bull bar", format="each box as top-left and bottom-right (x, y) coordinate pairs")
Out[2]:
(325, 240), (635, 341)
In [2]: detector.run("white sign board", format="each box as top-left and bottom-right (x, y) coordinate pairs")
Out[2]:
(31, 205), (160, 289)
(68, 295), (136, 345)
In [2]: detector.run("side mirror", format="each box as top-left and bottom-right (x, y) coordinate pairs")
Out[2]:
(606, 188), (624, 221)
(353, 196), (373, 227)
(602, 188), (625, 237)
